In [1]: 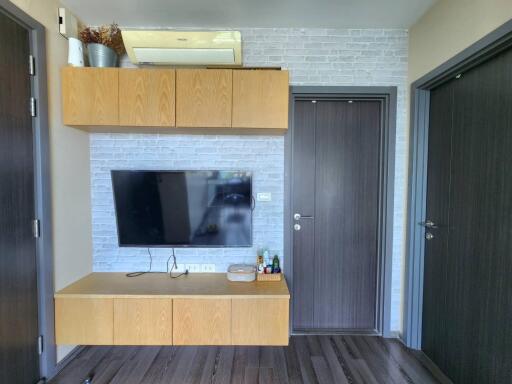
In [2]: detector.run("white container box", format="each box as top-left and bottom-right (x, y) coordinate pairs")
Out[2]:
(226, 264), (256, 282)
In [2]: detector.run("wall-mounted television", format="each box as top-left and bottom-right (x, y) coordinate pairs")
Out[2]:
(111, 170), (252, 247)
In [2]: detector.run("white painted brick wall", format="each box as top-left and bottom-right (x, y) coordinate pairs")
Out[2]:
(93, 28), (408, 331)
(91, 134), (284, 273)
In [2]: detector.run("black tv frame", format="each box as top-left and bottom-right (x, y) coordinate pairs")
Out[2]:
(110, 169), (253, 248)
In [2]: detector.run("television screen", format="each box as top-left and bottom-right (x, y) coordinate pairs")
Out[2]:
(111, 170), (252, 247)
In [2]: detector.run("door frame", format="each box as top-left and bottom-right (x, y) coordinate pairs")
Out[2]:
(404, 19), (512, 349)
(285, 86), (397, 337)
(0, 0), (55, 379)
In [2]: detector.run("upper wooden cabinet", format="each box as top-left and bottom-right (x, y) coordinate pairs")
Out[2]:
(176, 69), (232, 128)
(119, 69), (175, 127)
(61, 67), (288, 130)
(62, 67), (119, 125)
(232, 70), (289, 129)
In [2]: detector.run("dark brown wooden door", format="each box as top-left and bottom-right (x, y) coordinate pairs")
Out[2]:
(292, 99), (381, 332)
(423, 47), (512, 383)
(0, 11), (40, 384)
(422, 79), (454, 369)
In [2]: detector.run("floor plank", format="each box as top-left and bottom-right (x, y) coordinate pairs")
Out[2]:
(49, 336), (451, 384)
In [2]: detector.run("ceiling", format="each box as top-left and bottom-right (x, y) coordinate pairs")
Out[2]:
(61, 0), (436, 29)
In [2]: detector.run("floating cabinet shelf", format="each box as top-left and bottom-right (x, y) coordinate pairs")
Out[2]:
(114, 298), (173, 345)
(55, 297), (113, 345)
(54, 273), (290, 346)
(173, 298), (232, 345)
(61, 67), (289, 131)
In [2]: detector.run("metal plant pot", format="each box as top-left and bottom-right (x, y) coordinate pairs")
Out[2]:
(88, 43), (117, 67)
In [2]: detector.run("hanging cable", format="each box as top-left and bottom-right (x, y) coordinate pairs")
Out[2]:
(126, 248), (154, 277)
(169, 248), (188, 279)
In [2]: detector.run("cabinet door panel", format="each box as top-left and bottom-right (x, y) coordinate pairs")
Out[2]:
(176, 69), (232, 127)
(173, 299), (231, 345)
(232, 70), (289, 129)
(62, 67), (119, 125)
(114, 298), (172, 345)
(55, 298), (113, 345)
(119, 69), (175, 126)
(232, 298), (289, 345)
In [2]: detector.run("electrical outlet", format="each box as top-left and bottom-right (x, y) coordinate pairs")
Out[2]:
(201, 264), (216, 272)
(256, 192), (272, 202)
(185, 264), (201, 273)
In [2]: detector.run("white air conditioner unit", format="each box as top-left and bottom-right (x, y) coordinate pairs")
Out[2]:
(121, 30), (242, 66)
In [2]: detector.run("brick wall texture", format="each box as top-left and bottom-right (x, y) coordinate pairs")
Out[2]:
(92, 28), (408, 331)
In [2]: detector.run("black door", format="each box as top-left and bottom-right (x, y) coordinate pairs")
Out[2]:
(0, 10), (40, 384)
(423, 47), (512, 383)
(292, 99), (382, 332)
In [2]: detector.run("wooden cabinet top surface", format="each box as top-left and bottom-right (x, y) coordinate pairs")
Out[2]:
(55, 272), (290, 299)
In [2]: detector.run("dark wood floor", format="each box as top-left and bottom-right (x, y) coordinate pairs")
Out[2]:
(50, 336), (451, 384)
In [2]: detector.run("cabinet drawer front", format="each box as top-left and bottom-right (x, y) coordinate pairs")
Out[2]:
(55, 298), (113, 345)
(232, 298), (289, 345)
(232, 70), (289, 129)
(173, 299), (231, 345)
(62, 67), (119, 125)
(176, 69), (232, 127)
(114, 298), (172, 345)
(119, 69), (175, 127)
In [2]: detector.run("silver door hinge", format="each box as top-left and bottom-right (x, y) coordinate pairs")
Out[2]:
(38, 335), (43, 355)
(32, 219), (40, 238)
(29, 55), (35, 76)
(30, 97), (37, 117)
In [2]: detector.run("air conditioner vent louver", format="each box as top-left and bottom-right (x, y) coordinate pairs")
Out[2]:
(122, 30), (242, 66)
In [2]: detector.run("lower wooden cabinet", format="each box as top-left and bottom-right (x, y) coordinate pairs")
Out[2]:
(114, 298), (173, 345)
(55, 297), (289, 346)
(55, 298), (113, 345)
(173, 299), (231, 345)
(232, 298), (289, 346)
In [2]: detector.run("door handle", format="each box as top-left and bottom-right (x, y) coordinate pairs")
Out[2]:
(418, 220), (438, 229)
(294, 213), (314, 221)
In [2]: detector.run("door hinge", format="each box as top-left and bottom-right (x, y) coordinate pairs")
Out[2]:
(29, 55), (35, 76)
(37, 335), (43, 355)
(32, 219), (40, 238)
(30, 97), (37, 117)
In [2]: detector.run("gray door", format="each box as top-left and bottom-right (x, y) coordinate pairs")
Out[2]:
(292, 99), (381, 332)
(0, 10), (40, 383)
(422, 47), (512, 383)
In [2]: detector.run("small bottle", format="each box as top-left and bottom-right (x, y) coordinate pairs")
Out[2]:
(257, 255), (265, 274)
(272, 255), (280, 273)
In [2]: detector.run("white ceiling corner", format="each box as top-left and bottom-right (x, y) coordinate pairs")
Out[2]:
(61, 0), (436, 30)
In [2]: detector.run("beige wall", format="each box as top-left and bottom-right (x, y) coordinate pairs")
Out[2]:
(409, 0), (512, 82)
(7, 0), (92, 361)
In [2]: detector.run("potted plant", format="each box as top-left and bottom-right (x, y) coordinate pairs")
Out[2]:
(79, 23), (125, 67)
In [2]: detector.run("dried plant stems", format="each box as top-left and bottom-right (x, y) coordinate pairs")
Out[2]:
(79, 23), (125, 55)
